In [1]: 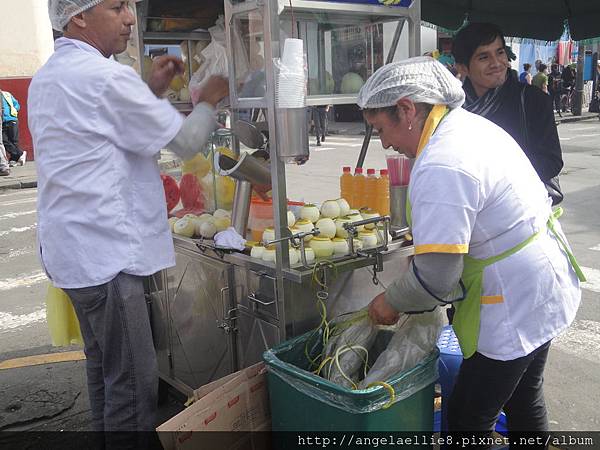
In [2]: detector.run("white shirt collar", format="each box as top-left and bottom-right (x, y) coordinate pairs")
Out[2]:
(55, 36), (106, 58)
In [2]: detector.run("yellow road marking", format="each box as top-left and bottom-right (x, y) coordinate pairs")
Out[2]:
(0, 350), (86, 370)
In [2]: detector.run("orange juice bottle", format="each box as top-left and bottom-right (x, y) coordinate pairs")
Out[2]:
(365, 168), (378, 212)
(376, 169), (390, 216)
(340, 166), (353, 206)
(353, 167), (366, 209)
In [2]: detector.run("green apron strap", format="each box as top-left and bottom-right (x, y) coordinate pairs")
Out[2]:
(547, 207), (587, 282)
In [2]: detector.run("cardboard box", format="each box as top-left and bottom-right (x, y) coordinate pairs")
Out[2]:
(157, 362), (271, 450)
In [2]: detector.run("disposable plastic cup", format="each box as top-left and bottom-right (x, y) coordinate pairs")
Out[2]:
(281, 38), (304, 67)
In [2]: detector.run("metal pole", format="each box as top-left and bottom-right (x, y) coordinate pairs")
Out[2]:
(356, 19), (406, 169)
(572, 43), (585, 116)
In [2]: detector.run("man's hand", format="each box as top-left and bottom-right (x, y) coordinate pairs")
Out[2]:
(368, 292), (400, 325)
(194, 76), (229, 107)
(148, 55), (185, 97)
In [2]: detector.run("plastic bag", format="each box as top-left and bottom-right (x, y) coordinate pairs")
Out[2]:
(189, 16), (248, 107)
(46, 284), (83, 347)
(264, 329), (439, 414)
(358, 308), (444, 388)
(319, 309), (378, 389)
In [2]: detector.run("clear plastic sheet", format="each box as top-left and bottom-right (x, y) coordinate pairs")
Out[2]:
(359, 308), (445, 388)
(321, 310), (378, 389)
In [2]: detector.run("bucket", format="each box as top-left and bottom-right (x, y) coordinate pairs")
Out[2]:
(263, 330), (438, 435)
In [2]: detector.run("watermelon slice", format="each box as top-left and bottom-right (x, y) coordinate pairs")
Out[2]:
(179, 173), (205, 211)
(173, 207), (205, 218)
(161, 174), (180, 212)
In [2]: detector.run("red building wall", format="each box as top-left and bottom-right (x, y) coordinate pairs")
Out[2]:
(0, 77), (33, 161)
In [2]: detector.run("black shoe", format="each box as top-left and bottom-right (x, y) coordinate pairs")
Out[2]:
(0, 168), (10, 176)
(316, 141), (321, 146)
(321, 135), (325, 142)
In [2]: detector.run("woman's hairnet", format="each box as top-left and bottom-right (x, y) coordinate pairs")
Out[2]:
(357, 56), (465, 110)
(48, 0), (105, 31)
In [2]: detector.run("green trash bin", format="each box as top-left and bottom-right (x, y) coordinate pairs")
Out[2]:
(263, 329), (439, 433)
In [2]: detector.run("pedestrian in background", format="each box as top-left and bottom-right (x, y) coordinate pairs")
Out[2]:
(453, 23), (563, 205)
(548, 64), (563, 117)
(532, 64), (549, 94)
(29, 0), (228, 445)
(1, 90), (26, 166)
(519, 63), (532, 85)
(0, 110), (9, 176)
(312, 105), (329, 146)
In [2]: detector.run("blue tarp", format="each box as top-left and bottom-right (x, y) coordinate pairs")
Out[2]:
(518, 40), (558, 68)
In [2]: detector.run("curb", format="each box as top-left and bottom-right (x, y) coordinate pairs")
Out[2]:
(0, 178), (37, 191)
(556, 114), (598, 124)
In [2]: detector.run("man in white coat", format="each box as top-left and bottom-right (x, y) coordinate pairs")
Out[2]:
(28, 0), (228, 439)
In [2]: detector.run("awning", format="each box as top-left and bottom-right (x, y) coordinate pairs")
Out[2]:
(421, 0), (600, 42)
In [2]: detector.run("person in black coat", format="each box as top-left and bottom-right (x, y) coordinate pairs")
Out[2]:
(453, 23), (564, 205)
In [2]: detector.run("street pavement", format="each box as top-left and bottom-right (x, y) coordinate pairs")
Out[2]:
(0, 117), (598, 433)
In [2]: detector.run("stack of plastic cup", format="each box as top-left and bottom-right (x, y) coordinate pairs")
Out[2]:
(386, 154), (412, 186)
(276, 38), (306, 109)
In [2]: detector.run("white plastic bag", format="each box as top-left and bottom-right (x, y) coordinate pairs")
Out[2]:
(189, 18), (229, 106)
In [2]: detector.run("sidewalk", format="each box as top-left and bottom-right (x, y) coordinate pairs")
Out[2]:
(1, 109), (597, 192)
(0, 151), (182, 191)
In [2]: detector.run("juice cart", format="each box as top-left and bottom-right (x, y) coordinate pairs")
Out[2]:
(128, 0), (422, 398)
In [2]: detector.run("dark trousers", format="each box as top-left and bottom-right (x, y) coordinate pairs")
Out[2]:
(64, 273), (158, 438)
(3, 121), (22, 162)
(312, 107), (328, 142)
(551, 91), (561, 113)
(447, 341), (551, 449)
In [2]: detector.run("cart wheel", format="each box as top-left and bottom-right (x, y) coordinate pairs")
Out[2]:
(158, 378), (170, 406)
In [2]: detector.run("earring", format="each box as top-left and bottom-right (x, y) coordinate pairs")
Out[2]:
(408, 123), (413, 131)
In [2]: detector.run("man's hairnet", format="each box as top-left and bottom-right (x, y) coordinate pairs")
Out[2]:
(48, 0), (105, 31)
(357, 56), (465, 110)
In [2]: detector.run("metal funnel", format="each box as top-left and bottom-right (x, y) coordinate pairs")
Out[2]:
(216, 151), (271, 190)
(215, 151), (271, 237)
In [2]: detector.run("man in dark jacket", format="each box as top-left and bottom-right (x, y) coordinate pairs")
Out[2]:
(453, 23), (563, 205)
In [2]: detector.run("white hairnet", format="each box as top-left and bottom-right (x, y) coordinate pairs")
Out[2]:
(357, 56), (465, 110)
(48, 0), (105, 31)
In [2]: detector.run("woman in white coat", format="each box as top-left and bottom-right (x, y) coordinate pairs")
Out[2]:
(359, 57), (584, 447)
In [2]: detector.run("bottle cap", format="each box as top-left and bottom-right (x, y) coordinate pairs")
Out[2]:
(367, 169), (376, 175)
(354, 167), (363, 174)
(343, 166), (351, 173)
(380, 169), (389, 176)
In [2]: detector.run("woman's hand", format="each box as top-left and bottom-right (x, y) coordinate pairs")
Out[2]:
(368, 292), (400, 325)
(147, 55), (185, 97)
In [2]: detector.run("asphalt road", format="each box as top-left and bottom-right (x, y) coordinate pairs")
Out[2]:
(0, 119), (598, 431)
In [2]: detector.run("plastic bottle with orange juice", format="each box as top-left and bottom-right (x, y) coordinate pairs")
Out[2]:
(365, 168), (378, 212)
(353, 167), (366, 209)
(376, 169), (390, 216)
(340, 166), (353, 206)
